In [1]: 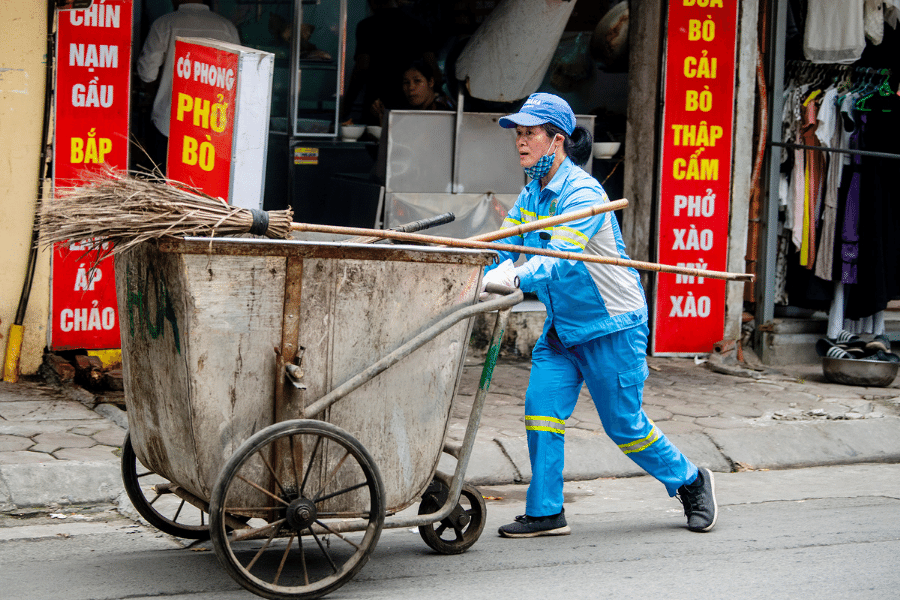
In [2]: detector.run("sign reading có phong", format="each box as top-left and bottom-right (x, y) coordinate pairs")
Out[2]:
(652, 0), (739, 355)
(51, 0), (132, 351)
(167, 38), (273, 208)
(167, 39), (238, 200)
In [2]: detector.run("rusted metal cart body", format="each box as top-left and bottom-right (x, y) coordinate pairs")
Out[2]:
(116, 237), (521, 599)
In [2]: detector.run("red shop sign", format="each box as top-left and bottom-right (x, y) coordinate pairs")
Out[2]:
(166, 39), (239, 201)
(51, 0), (132, 350)
(652, 0), (739, 355)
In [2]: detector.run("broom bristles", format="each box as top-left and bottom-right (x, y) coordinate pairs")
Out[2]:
(38, 168), (293, 256)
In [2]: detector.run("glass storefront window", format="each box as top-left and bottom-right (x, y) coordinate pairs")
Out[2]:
(292, 0), (346, 137)
(213, 0), (295, 133)
(211, 0), (347, 137)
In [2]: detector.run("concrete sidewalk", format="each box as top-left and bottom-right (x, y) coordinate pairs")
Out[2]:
(2, 354), (900, 513)
(447, 355), (900, 487)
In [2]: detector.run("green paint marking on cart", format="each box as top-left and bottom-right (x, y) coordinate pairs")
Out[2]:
(478, 329), (504, 391)
(125, 268), (181, 354)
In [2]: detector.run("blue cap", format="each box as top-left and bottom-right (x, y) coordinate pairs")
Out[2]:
(498, 93), (576, 135)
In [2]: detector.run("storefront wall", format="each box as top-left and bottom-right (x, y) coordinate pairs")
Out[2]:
(1, 0), (766, 375)
(0, 0), (52, 377)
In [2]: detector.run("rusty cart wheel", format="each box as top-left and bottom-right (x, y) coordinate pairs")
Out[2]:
(209, 420), (385, 600)
(121, 432), (211, 540)
(418, 479), (486, 554)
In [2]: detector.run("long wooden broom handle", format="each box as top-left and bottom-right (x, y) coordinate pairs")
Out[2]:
(289, 221), (753, 282)
(467, 199), (629, 242)
(344, 200), (626, 244)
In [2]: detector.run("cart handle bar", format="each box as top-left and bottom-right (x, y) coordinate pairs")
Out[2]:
(301, 285), (523, 419)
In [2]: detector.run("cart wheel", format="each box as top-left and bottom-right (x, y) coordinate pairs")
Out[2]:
(209, 420), (385, 600)
(418, 479), (486, 555)
(121, 432), (211, 540)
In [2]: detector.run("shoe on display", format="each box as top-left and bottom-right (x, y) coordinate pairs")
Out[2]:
(868, 349), (900, 363)
(834, 330), (860, 345)
(816, 338), (854, 360)
(866, 334), (891, 354)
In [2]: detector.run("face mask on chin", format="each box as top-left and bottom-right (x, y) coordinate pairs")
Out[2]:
(524, 139), (558, 181)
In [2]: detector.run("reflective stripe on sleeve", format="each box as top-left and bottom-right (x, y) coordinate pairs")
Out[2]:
(525, 415), (565, 435)
(519, 209), (538, 223)
(618, 426), (661, 454)
(502, 216), (523, 227)
(551, 225), (589, 250)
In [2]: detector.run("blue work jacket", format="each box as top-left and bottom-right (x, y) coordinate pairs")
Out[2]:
(489, 158), (648, 346)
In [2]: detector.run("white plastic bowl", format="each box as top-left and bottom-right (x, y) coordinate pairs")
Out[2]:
(366, 125), (383, 139)
(593, 142), (621, 159)
(341, 124), (365, 142)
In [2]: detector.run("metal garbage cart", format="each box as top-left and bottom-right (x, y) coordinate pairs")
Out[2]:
(115, 237), (521, 600)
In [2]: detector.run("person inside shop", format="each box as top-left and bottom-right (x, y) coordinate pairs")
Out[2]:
(480, 93), (718, 538)
(370, 58), (452, 126)
(136, 0), (241, 174)
(340, 0), (436, 126)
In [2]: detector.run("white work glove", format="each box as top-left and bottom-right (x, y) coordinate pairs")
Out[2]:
(479, 259), (519, 301)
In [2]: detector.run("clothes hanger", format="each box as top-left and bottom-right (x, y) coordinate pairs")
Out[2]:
(855, 69), (879, 111)
(876, 69), (892, 96)
(836, 67), (853, 103)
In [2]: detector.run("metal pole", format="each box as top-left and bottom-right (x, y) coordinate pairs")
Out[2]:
(758, 0), (788, 334)
(769, 141), (900, 161)
(452, 89), (464, 193)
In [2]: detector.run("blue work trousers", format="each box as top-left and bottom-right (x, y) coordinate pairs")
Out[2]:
(525, 323), (698, 517)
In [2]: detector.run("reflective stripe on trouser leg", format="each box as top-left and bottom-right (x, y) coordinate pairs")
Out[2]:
(524, 334), (583, 517)
(572, 324), (698, 496)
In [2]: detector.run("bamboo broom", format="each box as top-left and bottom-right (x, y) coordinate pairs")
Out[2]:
(39, 170), (619, 252)
(39, 171), (752, 282)
(39, 169), (293, 255)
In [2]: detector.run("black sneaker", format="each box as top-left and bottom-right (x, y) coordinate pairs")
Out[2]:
(677, 467), (718, 532)
(498, 510), (571, 538)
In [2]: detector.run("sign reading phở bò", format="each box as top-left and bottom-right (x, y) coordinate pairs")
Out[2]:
(51, 0), (133, 351)
(652, 0), (739, 355)
(167, 38), (274, 209)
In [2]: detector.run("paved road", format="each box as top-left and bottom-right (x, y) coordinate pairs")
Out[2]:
(2, 463), (898, 600)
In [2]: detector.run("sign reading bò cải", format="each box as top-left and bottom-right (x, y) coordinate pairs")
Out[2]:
(652, 0), (739, 355)
(51, 0), (133, 351)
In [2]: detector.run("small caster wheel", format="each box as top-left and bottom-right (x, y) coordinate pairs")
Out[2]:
(418, 479), (486, 554)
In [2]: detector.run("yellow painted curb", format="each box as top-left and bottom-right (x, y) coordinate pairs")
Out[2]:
(3, 323), (24, 383)
(87, 348), (122, 369)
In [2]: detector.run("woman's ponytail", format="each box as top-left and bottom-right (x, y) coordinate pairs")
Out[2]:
(568, 126), (593, 167)
(543, 123), (594, 167)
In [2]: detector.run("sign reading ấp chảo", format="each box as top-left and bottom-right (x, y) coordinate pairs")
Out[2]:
(51, 0), (132, 350)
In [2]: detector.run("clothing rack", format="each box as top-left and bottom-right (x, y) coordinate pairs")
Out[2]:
(784, 60), (891, 89)
(776, 60), (898, 337)
(769, 141), (900, 160)
(770, 60), (900, 161)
